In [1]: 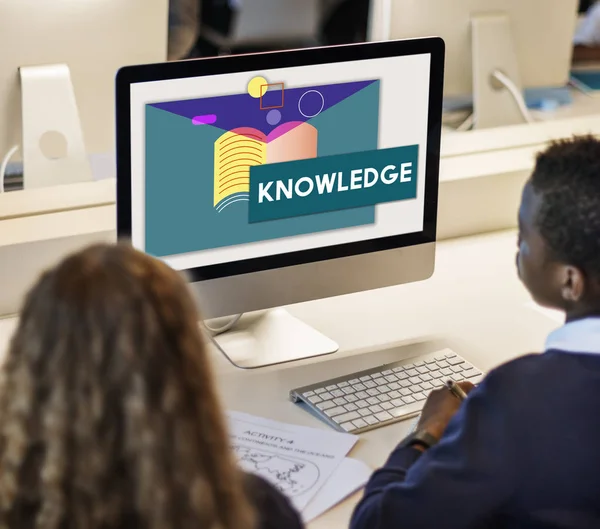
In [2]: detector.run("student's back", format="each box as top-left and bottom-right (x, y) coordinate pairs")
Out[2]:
(0, 244), (302, 529)
(350, 136), (600, 529)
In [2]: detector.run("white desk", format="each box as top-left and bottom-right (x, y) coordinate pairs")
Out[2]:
(0, 229), (562, 528)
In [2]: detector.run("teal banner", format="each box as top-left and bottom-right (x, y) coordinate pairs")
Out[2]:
(248, 145), (419, 223)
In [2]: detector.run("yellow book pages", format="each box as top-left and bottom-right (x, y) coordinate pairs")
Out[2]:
(214, 127), (267, 208)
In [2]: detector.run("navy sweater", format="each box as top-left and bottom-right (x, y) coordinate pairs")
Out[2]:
(350, 350), (600, 529)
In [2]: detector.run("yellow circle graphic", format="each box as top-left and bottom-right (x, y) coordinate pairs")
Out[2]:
(247, 76), (268, 98)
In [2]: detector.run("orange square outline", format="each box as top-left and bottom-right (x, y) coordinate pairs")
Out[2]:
(259, 82), (284, 110)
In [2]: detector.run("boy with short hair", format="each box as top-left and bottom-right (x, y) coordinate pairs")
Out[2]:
(351, 135), (600, 529)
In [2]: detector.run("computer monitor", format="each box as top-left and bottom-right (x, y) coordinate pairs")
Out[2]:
(369, 0), (579, 129)
(116, 39), (444, 368)
(0, 0), (168, 190)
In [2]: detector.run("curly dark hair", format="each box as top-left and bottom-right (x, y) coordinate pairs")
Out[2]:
(0, 244), (255, 529)
(530, 135), (600, 277)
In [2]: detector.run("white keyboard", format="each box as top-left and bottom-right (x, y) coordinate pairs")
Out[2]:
(290, 349), (483, 434)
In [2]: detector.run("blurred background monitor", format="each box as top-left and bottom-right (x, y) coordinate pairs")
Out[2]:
(369, 0), (579, 128)
(0, 0), (168, 190)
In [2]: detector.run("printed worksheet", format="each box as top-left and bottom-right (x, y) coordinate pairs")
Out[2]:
(227, 411), (358, 511)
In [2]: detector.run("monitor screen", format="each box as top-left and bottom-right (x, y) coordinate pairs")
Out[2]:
(126, 48), (436, 275)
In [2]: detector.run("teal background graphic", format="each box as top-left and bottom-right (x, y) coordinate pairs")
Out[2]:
(249, 145), (418, 223)
(145, 81), (380, 257)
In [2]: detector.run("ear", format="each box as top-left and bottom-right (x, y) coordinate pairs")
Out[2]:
(560, 266), (586, 303)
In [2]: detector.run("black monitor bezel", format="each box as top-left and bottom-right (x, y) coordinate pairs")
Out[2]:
(116, 38), (444, 281)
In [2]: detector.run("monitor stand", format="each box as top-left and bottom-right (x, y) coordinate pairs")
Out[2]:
(470, 13), (530, 129)
(20, 64), (93, 189)
(209, 308), (339, 369)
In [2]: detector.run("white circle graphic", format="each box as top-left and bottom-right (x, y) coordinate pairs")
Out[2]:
(298, 90), (325, 118)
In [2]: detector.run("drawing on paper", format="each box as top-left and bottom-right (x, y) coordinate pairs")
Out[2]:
(233, 446), (320, 497)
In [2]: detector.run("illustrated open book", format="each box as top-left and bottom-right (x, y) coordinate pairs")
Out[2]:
(214, 122), (318, 211)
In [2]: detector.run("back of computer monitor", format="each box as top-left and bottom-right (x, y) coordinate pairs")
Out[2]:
(377, 0), (578, 97)
(0, 0), (168, 164)
(117, 39), (443, 366)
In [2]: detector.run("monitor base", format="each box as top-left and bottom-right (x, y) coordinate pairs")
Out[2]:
(211, 308), (339, 369)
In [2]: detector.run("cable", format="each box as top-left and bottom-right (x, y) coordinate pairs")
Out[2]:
(203, 313), (243, 336)
(491, 70), (534, 124)
(0, 145), (19, 193)
(456, 113), (475, 132)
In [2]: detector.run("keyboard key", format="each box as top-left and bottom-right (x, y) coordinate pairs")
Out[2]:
(333, 397), (347, 406)
(338, 381), (349, 388)
(400, 388), (411, 396)
(424, 358), (437, 364)
(364, 381), (376, 389)
(372, 377), (385, 386)
(390, 402), (423, 417)
(340, 421), (357, 432)
(366, 388), (380, 397)
(325, 406), (346, 417)
(412, 392), (426, 401)
(356, 400), (370, 409)
(377, 394), (391, 403)
(349, 378), (360, 384)
(365, 416), (379, 425)
(380, 401), (393, 410)
(448, 357), (465, 366)
(336, 411), (361, 423)
(343, 387), (356, 395)
(369, 404), (384, 413)
(367, 397), (380, 406)
(317, 401), (335, 411)
(359, 408), (371, 417)
(429, 370), (441, 379)
(462, 368), (480, 379)
(409, 377), (422, 385)
(375, 411), (393, 422)
(354, 383), (367, 391)
(441, 368), (453, 376)
(402, 395), (416, 404)
(385, 375), (398, 383)
(392, 367), (404, 373)
(326, 385), (337, 391)
(419, 381), (433, 391)
(304, 391), (315, 397)
(315, 388), (326, 394)
(382, 370), (393, 376)
(356, 391), (369, 399)
(451, 365), (463, 373)
(345, 403), (358, 411)
(445, 352), (456, 359)
(346, 394), (358, 403)
(352, 418), (368, 429)
(416, 366), (429, 374)
(321, 392), (333, 400)
(391, 398), (404, 407)
(401, 380), (412, 388)
(437, 360), (449, 368)
(331, 389), (345, 398)
(406, 369), (419, 377)
(308, 395), (323, 404)
(359, 375), (372, 382)
(398, 372), (410, 381)
(468, 374), (484, 385)
(388, 390), (400, 399)
(414, 361), (425, 367)
(388, 382), (400, 390)
(419, 373), (432, 382)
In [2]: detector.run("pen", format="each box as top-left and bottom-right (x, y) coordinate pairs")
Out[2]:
(445, 379), (468, 401)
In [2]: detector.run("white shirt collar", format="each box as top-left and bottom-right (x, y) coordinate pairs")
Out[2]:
(545, 317), (600, 355)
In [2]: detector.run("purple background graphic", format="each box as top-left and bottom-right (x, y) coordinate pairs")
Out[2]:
(149, 80), (376, 136)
